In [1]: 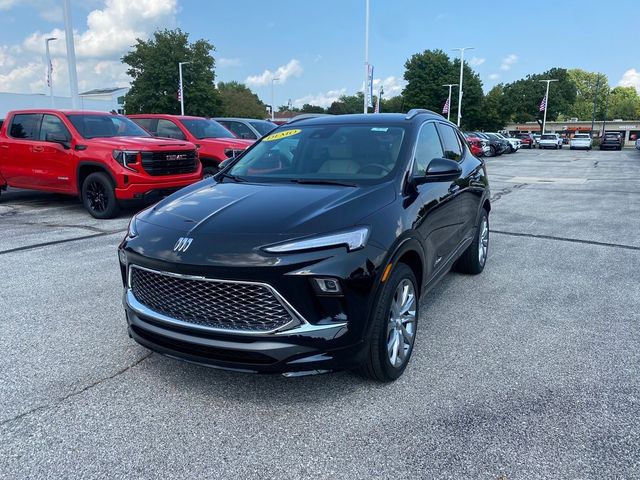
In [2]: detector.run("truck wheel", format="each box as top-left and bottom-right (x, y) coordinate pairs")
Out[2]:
(82, 172), (120, 219)
(202, 166), (219, 179)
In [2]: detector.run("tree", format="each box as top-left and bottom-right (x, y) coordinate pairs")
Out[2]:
(566, 69), (609, 121)
(300, 104), (325, 113)
(122, 28), (222, 116)
(327, 92), (365, 115)
(478, 84), (509, 131)
(607, 86), (640, 120)
(381, 95), (405, 113)
(217, 81), (267, 118)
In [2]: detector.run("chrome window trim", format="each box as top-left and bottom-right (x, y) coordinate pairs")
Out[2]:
(127, 264), (316, 336)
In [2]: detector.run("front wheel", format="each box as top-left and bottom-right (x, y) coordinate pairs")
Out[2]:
(81, 172), (119, 219)
(358, 263), (419, 382)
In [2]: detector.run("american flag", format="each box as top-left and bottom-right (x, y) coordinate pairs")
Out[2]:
(442, 96), (450, 114)
(539, 94), (547, 112)
(177, 81), (182, 101)
(46, 60), (53, 87)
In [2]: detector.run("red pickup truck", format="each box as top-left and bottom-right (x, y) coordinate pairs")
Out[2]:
(0, 110), (202, 218)
(128, 114), (254, 177)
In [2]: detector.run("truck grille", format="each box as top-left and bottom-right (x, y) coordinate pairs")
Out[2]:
(129, 266), (297, 333)
(141, 150), (198, 176)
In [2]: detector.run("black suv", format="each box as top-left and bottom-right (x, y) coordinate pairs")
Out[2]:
(600, 132), (625, 150)
(118, 110), (491, 381)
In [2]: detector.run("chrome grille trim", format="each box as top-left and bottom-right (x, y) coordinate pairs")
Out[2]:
(127, 265), (306, 335)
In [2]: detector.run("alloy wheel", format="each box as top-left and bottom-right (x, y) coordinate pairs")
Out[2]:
(478, 216), (489, 265)
(86, 180), (108, 213)
(386, 279), (417, 368)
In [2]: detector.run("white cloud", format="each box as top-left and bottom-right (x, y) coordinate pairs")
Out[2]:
(294, 88), (346, 108)
(0, 0), (17, 9)
(488, 73), (500, 80)
(618, 68), (640, 93)
(372, 76), (405, 97)
(218, 57), (241, 67)
(500, 54), (518, 71)
(0, 0), (177, 94)
(245, 59), (303, 87)
(469, 56), (485, 67)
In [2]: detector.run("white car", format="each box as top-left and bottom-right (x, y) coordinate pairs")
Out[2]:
(569, 133), (592, 150)
(636, 138), (640, 150)
(539, 133), (563, 149)
(494, 133), (521, 153)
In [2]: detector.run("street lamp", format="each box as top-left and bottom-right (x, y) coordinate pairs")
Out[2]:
(590, 78), (600, 136)
(442, 83), (458, 122)
(538, 79), (558, 133)
(451, 47), (474, 127)
(271, 77), (279, 121)
(363, 0), (370, 114)
(63, 0), (79, 109)
(178, 61), (190, 115)
(45, 37), (57, 107)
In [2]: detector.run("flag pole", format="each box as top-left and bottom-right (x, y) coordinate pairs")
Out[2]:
(539, 79), (558, 134)
(442, 83), (458, 122)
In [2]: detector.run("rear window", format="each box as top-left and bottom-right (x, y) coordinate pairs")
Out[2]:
(605, 133), (620, 138)
(9, 113), (41, 139)
(249, 120), (277, 136)
(542, 134), (556, 139)
(573, 134), (590, 139)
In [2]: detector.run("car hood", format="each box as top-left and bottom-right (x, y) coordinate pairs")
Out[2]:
(198, 138), (254, 149)
(88, 136), (194, 150)
(139, 180), (395, 237)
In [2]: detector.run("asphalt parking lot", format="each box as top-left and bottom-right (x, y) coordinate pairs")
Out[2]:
(1, 148), (639, 479)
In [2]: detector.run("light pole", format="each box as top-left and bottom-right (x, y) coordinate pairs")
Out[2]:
(45, 37), (57, 107)
(363, 0), (370, 114)
(452, 47), (473, 127)
(178, 61), (190, 115)
(442, 83), (458, 122)
(590, 78), (600, 136)
(63, 0), (79, 108)
(601, 87), (610, 137)
(271, 77), (279, 121)
(538, 79), (558, 133)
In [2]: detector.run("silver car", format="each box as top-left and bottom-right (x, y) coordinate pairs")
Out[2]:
(569, 133), (592, 150)
(213, 117), (277, 140)
(539, 133), (563, 149)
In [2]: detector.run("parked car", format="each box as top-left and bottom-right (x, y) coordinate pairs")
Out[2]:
(569, 133), (592, 150)
(213, 117), (277, 140)
(118, 110), (491, 382)
(483, 132), (512, 155)
(515, 133), (535, 149)
(471, 132), (505, 156)
(463, 132), (489, 157)
(636, 138), (640, 150)
(532, 133), (541, 147)
(599, 132), (625, 151)
(0, 109), (201, 218)
(129, 114), (254, 177)
(538, 133), (563, 149)
(494, 133), (520, 153)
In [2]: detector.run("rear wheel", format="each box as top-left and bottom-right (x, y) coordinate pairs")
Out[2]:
(81, 172), (119, 219)
(359, 263), (418, 382)
(454, 209), (489, 275)
(489, 145), (496, 157)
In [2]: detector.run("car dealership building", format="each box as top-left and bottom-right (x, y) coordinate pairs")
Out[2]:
(506, 119), (640, 145)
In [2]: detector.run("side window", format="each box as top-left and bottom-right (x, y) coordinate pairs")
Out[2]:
(413, 122), (444, 176)
(156, 119), (186, 140)
(437, 124), (463, 161)
(228, 121), (256, 140)
(131, 118), (157, 135)
(10, 114), (42, 140)
(40, 115), (71, 142)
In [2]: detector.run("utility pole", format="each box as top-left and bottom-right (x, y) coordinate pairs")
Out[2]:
(451, 47), (473, 127)
(271, 77), (279, 121)
(363, 0), (370, 114)
(601, 87), (610, 137)
(178, 62), (190, 115)
(45, 37), (57, 107)
(442, 83), (458, 122)
(63, 0), (79, 108)
(539, 79), (558, 133)
(590, 77), (600, 136)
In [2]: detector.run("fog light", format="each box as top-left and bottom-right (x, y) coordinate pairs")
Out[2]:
(313, 277), (342, 295)
(118, 249), (127, 265)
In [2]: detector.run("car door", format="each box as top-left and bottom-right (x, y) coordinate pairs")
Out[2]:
(409, 121), (463, 269)
(2, 113), (43, 188)
(222, 121), (257, 140)
(156, 119), (187, 140)
(36, 114), (75, 191)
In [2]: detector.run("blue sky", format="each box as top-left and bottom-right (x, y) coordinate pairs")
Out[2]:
(1, 0), (638, 108)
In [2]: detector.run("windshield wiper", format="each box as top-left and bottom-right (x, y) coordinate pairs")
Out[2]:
(288, 179), (357, 187)
(217, 171), (247, 183)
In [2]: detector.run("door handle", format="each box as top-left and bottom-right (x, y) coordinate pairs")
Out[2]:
(32, 146), (44, 152)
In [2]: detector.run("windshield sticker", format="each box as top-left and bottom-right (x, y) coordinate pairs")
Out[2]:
(371, 127), (388, 132)
(263, 129), (301, 142)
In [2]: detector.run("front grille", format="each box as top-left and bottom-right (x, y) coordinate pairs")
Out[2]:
(129, 266), (297, 332)
(141, 150), (198, 176)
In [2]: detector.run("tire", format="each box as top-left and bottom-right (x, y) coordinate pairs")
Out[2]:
(81, 172), (119, 219)
(454, 209), (489, 275)
(202, 165), (219, 179)
(358, 263), (419, 382)
(489, 145), (496, 157)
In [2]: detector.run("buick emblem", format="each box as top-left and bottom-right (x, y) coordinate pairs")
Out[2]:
(173, 237), (193, 253)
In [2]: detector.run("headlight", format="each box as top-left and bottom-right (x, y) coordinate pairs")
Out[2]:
(263, 227), (370, 253)
(127, 216), (138, 238)
(112, 150), (141, 172)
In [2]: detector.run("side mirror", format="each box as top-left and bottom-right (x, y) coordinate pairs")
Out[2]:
(218, 158), (232, 170)
(46, 132), (71, 149)
(424, 157), (461, 182)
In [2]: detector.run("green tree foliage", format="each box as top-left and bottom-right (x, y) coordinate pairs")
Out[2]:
(327, 92), (365, 115)
(478, 84), (508, 131)
(122, 29), (222, 116)
(217, 81), (266, 118)
(401, 49), (484, 129)
(381, 95), (405, 113)
(607, 86), (640, 120)
(300, 104), (325, 113)
(566, 69), (609, 121)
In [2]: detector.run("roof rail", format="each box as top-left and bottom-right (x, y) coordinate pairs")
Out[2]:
(405, 108), (442, 120)
(287, 113), (332, 124)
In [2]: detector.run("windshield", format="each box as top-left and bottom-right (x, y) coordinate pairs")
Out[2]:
(67, 114), (150, 139)
(228, 124), (406, 184)
(181, 118), (235, 139)
(249, 120), (277, 136)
